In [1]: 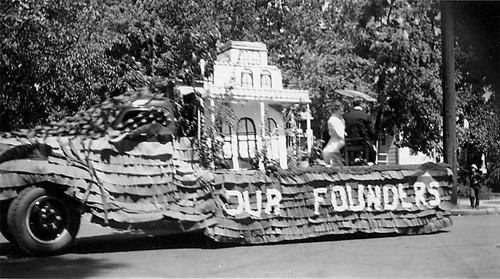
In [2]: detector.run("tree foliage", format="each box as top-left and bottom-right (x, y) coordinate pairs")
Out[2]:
(0, 0), (219, 132)
(102, 0), (219, 87)
(454, 2), (500, 167)
(0, 0), (112, 130)
(1, 0), (499, 165)
(216, 0), (444, 155)
(358, 0), (443, 154)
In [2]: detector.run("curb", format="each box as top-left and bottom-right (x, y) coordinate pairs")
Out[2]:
(451, 208), (500, 216)
(451, 206), (500, 216)
(450, 198), (500, 216)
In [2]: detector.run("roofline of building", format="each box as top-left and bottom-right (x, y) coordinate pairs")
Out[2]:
(218, 41), (268, 54)
(207, 85), (311, 104)
(177, 85), (311, 104)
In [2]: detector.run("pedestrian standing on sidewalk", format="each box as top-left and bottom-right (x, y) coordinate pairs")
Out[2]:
(469, 164), (482, 209)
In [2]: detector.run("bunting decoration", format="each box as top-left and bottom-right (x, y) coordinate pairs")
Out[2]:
(0, 133), (452, 244)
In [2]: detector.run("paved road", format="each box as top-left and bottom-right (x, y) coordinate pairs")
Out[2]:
(1, 214), (500, 278)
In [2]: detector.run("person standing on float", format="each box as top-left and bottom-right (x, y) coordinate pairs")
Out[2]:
(322, 102), (345, 166)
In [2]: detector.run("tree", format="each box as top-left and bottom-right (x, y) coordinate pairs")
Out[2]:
(248, 0), (444, 155)
(0, 0), (221, 132)
(355, 0), (443, 155)
(102, 0), (220, 88)
(0, 0), (114, 131)
(2, 0), (499, 166)
(453, 2), (500, 168)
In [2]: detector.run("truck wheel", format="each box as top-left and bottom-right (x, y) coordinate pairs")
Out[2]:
(7, 186), (81, 256)
(0, 201), (16, 244)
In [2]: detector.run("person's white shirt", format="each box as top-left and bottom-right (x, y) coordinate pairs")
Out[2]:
(322, 105), (346, 166)
(327, 115), (345, 143)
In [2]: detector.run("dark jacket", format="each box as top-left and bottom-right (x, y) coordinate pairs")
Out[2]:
(470, 169), (482, 188)
(343, 109), (376, 141)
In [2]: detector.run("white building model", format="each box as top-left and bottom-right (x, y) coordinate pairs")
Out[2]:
(181, 41), (312, 169)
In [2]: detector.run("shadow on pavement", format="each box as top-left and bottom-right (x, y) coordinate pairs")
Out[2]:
(74, 230), (450, 255)
(0, 232), (207, 278)
(0, 242), (27, 258)
(72, 231), (210, 254)
(263, 229), (449, 247)
(0, 254), (126, 278)
(0, 231), (210, 259)
(0, 229), (450, 259)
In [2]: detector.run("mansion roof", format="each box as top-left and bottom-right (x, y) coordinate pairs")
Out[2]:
(207, 85), (310, 104)
(178, 41), (310, 105)
(177, 85), (310, 105)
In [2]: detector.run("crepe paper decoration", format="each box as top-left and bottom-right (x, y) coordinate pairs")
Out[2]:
(204, 162), (452, 244)
(0, 131), (453, 244)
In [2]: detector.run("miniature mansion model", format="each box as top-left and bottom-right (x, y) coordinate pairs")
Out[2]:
(179, 41), (312, 169)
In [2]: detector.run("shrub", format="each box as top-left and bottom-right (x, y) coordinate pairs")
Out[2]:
(486, 165), (500, 193)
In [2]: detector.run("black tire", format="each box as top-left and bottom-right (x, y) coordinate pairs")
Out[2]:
(0, 200), (16, 244)
(7, 186), (81, 256)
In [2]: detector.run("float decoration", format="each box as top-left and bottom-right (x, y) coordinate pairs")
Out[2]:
(206, 163), (452, 244)
(0, 90), (453, 256)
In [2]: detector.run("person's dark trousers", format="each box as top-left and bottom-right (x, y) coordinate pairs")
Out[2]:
(365, 139), (376, 163)
(469, 187), (480, 208)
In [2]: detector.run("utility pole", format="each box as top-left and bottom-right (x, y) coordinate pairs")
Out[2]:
(441, 1), (458, 205)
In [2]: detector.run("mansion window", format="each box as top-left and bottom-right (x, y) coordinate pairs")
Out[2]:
(267, 118), (278, 136)
(261, 71), (272, 89)
(239, 50), (261, 65)
(237, 117), (257, 168)
(241, 69), (253, 87)
(221, 123), (234, 160)
(285, 120), (293, 148)
(267, 118), (280, 159)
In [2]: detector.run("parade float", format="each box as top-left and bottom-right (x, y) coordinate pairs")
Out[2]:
(0, 41), (452, 256)
(0, 89), (453, 256)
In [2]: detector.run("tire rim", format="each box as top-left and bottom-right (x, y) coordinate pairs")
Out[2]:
(25, 195), (70, 244)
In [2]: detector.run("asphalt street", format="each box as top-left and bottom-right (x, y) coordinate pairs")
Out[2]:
(1, 213), (500, 278)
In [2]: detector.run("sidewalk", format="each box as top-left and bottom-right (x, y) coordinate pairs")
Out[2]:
(450, 198), (500, 216)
